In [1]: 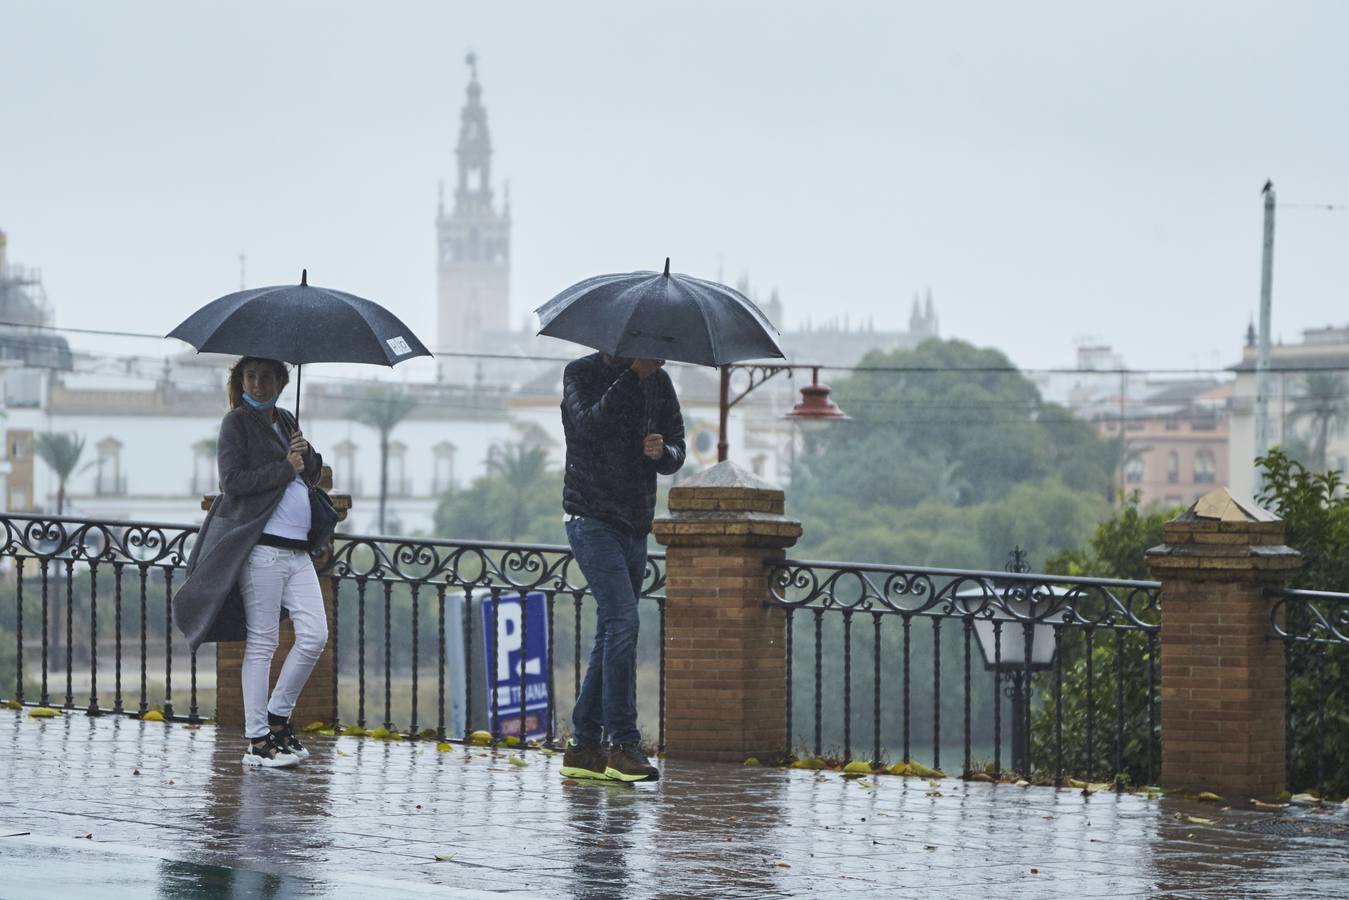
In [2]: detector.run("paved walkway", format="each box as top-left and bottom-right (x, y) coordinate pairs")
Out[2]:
(1, 710), (1346, 898)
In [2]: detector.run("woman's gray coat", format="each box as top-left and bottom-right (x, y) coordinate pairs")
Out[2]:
(173, 405), (322, 650)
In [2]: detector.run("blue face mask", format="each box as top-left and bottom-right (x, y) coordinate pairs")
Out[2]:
(241, 392), (277, 411)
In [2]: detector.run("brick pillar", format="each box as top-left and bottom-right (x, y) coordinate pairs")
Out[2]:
(212, 466), (351, 730)
(1145, 487), (1300, 800)
(652, 461), (802, 763)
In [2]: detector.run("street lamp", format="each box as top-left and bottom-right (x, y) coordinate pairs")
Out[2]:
(956, 548), (1062, 776)
(716, 364), (849, 462)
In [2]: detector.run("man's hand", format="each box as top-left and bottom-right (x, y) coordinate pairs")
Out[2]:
(642, 433), (665, 461)
(630, 358), (664, 380)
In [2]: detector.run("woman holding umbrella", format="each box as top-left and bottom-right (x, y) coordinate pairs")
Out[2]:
(168, 270), (431, 766)
(174, 357), (327, 767)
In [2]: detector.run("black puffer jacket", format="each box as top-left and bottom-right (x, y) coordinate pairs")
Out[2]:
(561, 354), (686, 535)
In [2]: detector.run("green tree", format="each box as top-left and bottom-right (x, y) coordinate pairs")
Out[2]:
(349, 386), (416, 534)
(487, 444), (552, 542)
(434, 442), (565, 545)
(1289, 371), (1349, 471)
(34, 432), (86, 515)
(789, 339), (1116, 567)
(1030, 493), (1179, 784)
(1256, 448), (1349, 797)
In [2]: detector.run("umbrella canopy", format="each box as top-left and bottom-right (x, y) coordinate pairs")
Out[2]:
(167, 270), (432, 423)
(535, 259), (784, 367)
(167, 270), (432, 366)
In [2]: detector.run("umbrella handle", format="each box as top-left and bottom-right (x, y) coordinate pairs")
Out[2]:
(294, 364), (302, 427)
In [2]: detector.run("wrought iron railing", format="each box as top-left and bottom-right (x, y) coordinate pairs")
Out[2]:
(768, 552), (1162, 786)
(1271, 589), (1349, 798)
(323, 533), (666, 747)
(0, 513), (667, 749)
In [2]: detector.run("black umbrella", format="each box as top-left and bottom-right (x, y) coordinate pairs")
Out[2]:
(535, 259), (784, 366)
(167, 269), (432, 421)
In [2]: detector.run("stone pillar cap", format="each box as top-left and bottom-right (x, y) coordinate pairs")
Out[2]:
(1179, 487), (1278, 524)
(674, 460), (781, 493)
(655, 461), (800, 548)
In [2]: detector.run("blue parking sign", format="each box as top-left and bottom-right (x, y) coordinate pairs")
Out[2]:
(481, 591), (550, 740)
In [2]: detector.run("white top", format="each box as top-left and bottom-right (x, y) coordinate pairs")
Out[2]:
(261, 423), (311, 541)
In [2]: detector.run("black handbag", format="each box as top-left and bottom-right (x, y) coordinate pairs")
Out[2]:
(307, 481), (339, 552)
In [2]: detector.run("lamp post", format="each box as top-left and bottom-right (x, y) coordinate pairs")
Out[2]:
(958, 548), (1061, 776)
(716, 364), (848, 463)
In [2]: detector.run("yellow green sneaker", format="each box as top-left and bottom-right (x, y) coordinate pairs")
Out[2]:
(560, 739), (609, 779)
(605, 743), (659, 782)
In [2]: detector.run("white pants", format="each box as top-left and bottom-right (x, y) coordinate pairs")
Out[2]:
(240, 544), (328, 740)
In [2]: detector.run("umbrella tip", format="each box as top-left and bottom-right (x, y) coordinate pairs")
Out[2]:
(300, 268), (308, 286)
(663, 257), (670, 277)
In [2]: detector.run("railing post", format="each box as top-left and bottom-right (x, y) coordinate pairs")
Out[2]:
(651, 461), (801, 763)
(1145, 487), (1300, 800)
(211, 466), (350, 729)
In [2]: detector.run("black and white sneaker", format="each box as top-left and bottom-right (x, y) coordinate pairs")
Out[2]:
(278, 722), (309, 760)
(269, 712), (309, 761)
(242, 732), (299, 768)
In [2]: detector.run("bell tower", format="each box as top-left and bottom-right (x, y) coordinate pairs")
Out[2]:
(436, 52), (511, 377)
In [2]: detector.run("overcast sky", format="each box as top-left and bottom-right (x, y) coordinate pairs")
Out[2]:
(2, 1), (1346, 378)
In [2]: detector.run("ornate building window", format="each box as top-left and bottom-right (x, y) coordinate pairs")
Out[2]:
(1124, 456), (1144, 484)
(1167, 451), (1180, 484)
(95, 437), (126, 496)
(333, 440), (360, 496)
(432, 441), (457, 494)
(1193, 449), (1217, 484)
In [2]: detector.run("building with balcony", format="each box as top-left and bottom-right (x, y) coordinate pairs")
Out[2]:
(1228, 323), (1349, 499)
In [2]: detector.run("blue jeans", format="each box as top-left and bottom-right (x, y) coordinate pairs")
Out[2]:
(567, 516), (647, 747)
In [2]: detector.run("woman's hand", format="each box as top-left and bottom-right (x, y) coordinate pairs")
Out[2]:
(287, 431), (308, 473)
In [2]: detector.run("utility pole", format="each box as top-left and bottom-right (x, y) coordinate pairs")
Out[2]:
(1254, 181), (1276, 494)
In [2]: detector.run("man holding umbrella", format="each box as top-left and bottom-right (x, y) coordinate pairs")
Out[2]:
(538, 259), (783, 782)
(558, 353), (684, 782)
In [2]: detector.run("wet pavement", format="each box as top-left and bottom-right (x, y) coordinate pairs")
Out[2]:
(1, 710), (1346, 899)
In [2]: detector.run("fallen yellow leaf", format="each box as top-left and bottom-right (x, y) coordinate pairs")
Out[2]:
(27, 707), (61, 718)
(906, 760), (945, 779)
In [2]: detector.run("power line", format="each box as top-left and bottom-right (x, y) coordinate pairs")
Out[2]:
(1278, 202), (1349, 211)
(5, 318), (1349, 377)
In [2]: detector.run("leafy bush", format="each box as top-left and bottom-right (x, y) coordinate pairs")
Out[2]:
(1256, 448), (1348, 798)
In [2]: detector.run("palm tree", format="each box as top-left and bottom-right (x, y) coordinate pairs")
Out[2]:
(933, 458), (971, 505)
(34, 432), (86, 515)
(1289, 372), (1349, 471)
(349, 385), (416, 533)
(487, 444), (551, 541)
